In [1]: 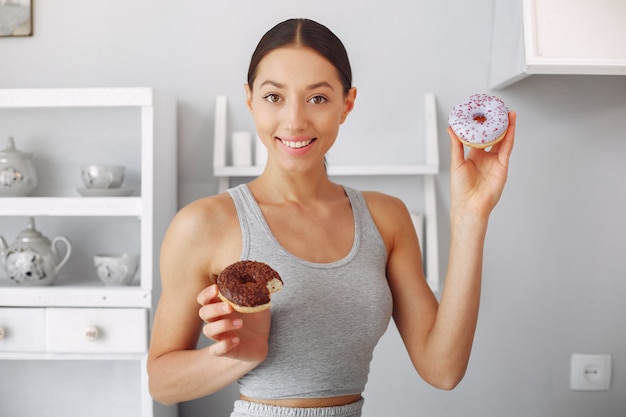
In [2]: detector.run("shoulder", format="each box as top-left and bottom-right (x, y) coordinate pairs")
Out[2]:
(360, 191), (413, 250)
(161, 191), (241, 280)
(167, 192), (237, 241)
(176, 191), (236, 226)
(360, 190), (406, 211)
(361, 190), (411, 224)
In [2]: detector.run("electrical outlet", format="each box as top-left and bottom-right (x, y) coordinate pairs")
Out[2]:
(570, 353), (611, 391)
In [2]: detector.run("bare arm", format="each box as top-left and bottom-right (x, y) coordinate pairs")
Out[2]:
(378, 112), (516, 390)
(146, 195), (270, 405)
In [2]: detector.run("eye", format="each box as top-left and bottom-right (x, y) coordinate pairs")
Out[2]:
(308, 95), (328, 105)
(262, 93), (281, 103)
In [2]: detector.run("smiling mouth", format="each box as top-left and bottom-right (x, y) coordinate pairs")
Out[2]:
(279, 138), (315, 149)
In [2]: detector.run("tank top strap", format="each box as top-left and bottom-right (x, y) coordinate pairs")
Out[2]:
(227, 184), (269, 260)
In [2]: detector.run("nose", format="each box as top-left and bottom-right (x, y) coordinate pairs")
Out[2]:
(284, 100), (307, 132)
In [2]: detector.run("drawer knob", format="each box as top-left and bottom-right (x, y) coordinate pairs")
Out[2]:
(84, 325), (100, 341)
(0, 326), (5, 339)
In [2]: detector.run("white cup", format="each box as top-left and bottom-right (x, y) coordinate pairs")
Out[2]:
(94, 253), (139, 286)
(81, 164), (125, 189)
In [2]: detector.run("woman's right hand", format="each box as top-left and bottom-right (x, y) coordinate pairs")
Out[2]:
(197, 284), (271, 363)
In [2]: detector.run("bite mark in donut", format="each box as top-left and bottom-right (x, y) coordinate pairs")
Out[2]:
(216, 260), (283, 313)
(448, 94), (509, 149)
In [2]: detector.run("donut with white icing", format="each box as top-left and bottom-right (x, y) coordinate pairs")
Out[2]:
(448, 94), (509, 149)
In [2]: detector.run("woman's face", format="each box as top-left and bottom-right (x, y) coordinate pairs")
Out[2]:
(246, 46), (356, 173)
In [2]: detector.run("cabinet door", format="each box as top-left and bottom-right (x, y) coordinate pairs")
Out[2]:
(46, 308), (147, 353)
(531, 0), (626, 60)
(0, 308), (46, 352)
(490, 0), (626, 89)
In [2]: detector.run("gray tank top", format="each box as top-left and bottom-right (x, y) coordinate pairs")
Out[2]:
(228, 184), (393, 399)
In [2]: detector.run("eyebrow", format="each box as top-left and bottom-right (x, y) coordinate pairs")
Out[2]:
(258, 80), (335, 91)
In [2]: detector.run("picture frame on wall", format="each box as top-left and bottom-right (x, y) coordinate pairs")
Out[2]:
(0, 0), (32, 37)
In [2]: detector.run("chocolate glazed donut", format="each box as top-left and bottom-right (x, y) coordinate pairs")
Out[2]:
(216, 260), (283, 313)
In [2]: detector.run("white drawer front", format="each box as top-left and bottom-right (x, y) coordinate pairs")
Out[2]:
(46, 308), (147, 353)
(0, 308), (46, 352)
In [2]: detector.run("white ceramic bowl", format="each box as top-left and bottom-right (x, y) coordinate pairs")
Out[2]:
(94, 253), (139, 286)
(81, 164), (125, 189)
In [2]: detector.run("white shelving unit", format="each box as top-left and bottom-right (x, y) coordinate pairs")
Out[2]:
(0, 88), (177, 417)
(213, 93), (440, 292)
(490, 0), (626, 89)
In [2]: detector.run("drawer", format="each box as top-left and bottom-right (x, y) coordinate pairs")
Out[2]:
(0, 308), (46, 352)
(46, 308), (147, 353)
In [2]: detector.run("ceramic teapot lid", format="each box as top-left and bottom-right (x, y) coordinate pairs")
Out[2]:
(0, 136), (33, 158)
(14, 217), (49, 243)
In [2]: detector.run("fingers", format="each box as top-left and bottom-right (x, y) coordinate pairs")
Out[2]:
(197, 283), (219, 306)
(448, 111), (516, 166)
(199, 296), (233, 322)
(202, 312), (243, 346)
(197, 284), (243, 355)
(447, 126), (466, 172)
(208, 336), (241, 356)
(497, 111), (516, 166)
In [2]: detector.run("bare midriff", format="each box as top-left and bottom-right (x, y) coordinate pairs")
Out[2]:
(240, 394), (362, 408)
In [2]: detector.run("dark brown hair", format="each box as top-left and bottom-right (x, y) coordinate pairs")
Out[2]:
(247, 18), (353, 94)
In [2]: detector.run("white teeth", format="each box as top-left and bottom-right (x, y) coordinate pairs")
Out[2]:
(281, 139), (313, 149)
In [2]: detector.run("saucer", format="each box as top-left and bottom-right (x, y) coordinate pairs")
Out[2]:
(77, 187), (135, 197)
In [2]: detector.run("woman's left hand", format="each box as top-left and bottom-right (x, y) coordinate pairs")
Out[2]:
(448, 111), (516, 220)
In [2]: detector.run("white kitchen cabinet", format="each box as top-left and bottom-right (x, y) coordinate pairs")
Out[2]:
(0, 88), (177, 417)
(490, 0), (626, 89)
(212, 94), (440, 292)
(0, 308), (45, 352)
(46, 307), (148, 353)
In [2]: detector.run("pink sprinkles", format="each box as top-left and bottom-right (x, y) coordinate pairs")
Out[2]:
(448, 94), (509, 145)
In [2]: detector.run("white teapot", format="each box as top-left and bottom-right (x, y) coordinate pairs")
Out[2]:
(0, 136), (38, 196)
(0, 217), (71, 286)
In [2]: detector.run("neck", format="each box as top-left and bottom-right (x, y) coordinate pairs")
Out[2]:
(249, 161), (340, 204)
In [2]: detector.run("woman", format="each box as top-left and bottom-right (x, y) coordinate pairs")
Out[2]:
(147, 18), (516, 417)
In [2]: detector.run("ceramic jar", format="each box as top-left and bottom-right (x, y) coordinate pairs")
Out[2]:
(0, 136), (37, 196)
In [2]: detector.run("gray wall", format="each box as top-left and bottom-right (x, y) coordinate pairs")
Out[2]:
(2, 1), (625, 416)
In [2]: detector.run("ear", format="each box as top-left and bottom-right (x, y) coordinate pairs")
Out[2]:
(340, 87), (357, 124)
(244, 83), (253, 113)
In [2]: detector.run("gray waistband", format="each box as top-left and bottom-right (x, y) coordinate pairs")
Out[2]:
(230, 399), (364, 417)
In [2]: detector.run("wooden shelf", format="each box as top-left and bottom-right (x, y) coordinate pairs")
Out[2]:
(214, 164), (439, 178)
(0, 351), (146, 361)
(0, 197), (142, 216)
(0, 285), (152, 308)
(0, 87), (154, 108)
